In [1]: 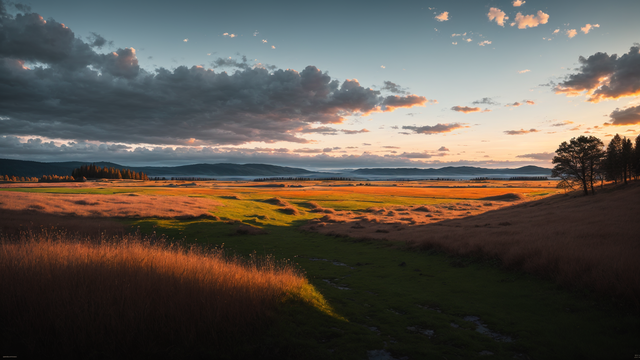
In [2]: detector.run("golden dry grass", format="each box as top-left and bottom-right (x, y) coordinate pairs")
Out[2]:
(0, 230), (307, 357)
(305, 183), (640, 306)
(0, 191), (220, 219)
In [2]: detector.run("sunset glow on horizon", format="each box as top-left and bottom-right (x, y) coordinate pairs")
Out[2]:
(0, 0), (639, 169)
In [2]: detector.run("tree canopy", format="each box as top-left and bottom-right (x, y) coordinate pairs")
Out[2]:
(552, 136), (604, 195)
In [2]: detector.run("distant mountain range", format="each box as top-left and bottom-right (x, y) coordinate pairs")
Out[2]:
(0, 159), (552, 178)
(0, 159), (318, 177)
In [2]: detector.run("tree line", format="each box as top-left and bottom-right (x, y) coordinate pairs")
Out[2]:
(71, 164), (149, 180)
(1, 175), (39, 182)
(552, 133), (640, 195)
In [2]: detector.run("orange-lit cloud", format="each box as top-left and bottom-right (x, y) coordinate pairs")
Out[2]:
(505, 99), (535, 107)
(608, 105), (640, 125)
(478, 40), (492, 46)
(504, 129), (539, 135)
(435, 11), (449, 22)
(518, 69), (531, 74)
(511, 11), (549, 29)
(488, 8), (508, 27)
(566, 29), (577, 38)
(581, 24), (600, 34)
(555, 45), (640, 102)
(512, 0), (526, 6)
(380, 95), (430, 112)
(551, 120), (574, 127)
(223, 33), (236, 38)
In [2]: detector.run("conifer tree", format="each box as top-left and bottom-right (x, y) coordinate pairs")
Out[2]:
(621, 137), (633, 184)
(603, 134), (623, 183)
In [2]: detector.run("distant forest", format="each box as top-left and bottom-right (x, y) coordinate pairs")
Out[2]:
(72, 164), (149, 180)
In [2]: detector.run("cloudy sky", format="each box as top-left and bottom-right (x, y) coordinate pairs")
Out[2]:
(1, 0), (639, 169)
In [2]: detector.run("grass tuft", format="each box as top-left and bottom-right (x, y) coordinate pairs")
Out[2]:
(0, 229), (320, 358)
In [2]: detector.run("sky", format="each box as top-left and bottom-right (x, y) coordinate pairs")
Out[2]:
(1, 0), (639, 169)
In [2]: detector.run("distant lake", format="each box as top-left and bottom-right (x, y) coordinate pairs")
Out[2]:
(153, 172), (553, 182)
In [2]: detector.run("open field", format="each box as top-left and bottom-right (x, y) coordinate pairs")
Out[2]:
(1, 179), (639, 359)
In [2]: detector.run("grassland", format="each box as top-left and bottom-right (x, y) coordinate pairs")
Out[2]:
(1, 179), (638, 359)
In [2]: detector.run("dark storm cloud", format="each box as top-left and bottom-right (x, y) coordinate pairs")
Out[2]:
(402, 123), (467, 135)
(87, 32), (110, 48)
(555, 45), (640, 102)
(211, 55), (250, 69)
(0, 3), (429, 146)
(608, 105), (640, 125)
(11, 2), (30, 13)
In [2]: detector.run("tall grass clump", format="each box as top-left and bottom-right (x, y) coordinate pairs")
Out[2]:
(0, 229), (310, 358)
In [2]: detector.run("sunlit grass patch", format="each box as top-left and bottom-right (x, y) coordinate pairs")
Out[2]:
(0, 229), (336, 358)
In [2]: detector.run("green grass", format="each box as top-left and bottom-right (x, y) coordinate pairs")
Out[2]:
(3, 186), (637, 358)
(131, 217), (640, 360)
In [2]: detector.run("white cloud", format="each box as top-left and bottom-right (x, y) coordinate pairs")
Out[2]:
(518, 69), (531, 73)
(487, 8), (508, 27)
(183, 38), (188, 42)
(262, 39), (268, 43)
(581, 24), (600, 34)
(271, 45), (275, 49)
(435, 11), (449, 22)
(253, 30), (259, 36)
(512, 0), (526, 6)
(553, 29), (560, 34)
(452, 42), (457, 45)
(380, 65), (386, 69)
(478, 40), (492, 46)
(223, 33), (236, 38)
(566, 29), (577, 38)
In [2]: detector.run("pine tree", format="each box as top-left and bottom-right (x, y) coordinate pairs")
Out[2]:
(603, 134), (623, 183)
(621, 137), (633, 184)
